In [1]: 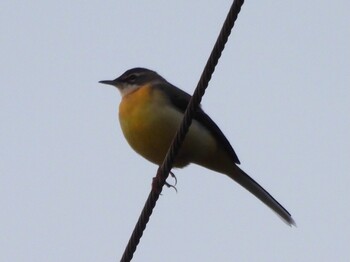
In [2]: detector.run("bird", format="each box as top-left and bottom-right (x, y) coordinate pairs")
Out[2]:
(99, 67), (295, 226)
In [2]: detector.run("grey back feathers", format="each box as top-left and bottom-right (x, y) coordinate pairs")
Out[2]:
(115, 68), (166, 86)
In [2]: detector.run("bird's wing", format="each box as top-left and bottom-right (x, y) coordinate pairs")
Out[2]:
(155, 82), (240, 165)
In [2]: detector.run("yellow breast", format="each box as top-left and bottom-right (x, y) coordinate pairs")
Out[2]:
(118, 84), (223, 170)
(119, 85), (184, 165)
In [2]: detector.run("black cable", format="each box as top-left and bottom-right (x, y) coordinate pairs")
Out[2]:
(120, 1), (245, 261)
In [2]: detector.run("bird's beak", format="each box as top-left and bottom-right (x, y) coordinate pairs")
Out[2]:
(99, 80), (117, 86)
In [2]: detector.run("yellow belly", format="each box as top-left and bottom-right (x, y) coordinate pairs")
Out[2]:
(118, 85), (220, 168)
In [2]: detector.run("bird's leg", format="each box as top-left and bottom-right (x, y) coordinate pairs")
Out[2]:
(164, 171), (177, 192)
(152, 170), (177, 193)
(169, 171), (177, 186)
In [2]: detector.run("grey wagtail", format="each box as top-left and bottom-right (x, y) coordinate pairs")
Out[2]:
(99, 67), (295, 226)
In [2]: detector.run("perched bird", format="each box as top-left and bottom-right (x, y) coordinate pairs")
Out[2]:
(100, 67), (295, 226)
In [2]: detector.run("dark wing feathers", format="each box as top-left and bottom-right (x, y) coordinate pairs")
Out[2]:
(155, 83), (240, 165)
(195, 109), (241, 165)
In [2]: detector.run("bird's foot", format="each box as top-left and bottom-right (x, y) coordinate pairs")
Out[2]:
(152, 171), (178, 193)
(164, 181), (177, 193)
(169, 171), (177, 186)
(165, 171), (177, 192)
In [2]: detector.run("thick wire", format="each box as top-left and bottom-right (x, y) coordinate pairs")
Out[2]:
(120, 1), (245, 261)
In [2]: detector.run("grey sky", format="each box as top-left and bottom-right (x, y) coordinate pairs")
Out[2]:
(1, 1), (349, 261)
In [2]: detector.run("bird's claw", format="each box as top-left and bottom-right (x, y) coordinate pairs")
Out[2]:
(165, 171), (178, 192)
(169, 171), (177, 186)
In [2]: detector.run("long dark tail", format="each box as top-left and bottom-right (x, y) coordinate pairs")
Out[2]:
(229, 166), (295, 226)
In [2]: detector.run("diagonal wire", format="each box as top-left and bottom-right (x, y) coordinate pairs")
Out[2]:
(120, 1), (245, 261)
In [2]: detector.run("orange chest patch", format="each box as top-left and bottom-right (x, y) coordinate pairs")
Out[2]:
(119, 84), (153, 118)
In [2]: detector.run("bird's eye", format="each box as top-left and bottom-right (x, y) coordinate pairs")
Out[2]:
(126, 74), (137, 82)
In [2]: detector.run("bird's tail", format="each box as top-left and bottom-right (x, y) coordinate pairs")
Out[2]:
(228, 166), (295, 226)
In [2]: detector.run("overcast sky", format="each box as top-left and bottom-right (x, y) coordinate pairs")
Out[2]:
(1, 1), (349, 261)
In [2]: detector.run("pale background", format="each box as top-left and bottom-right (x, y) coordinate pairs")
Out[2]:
(1, 1), (349, 261)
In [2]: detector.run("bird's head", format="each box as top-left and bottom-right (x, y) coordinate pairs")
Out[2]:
(99, 67), (165, 97)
